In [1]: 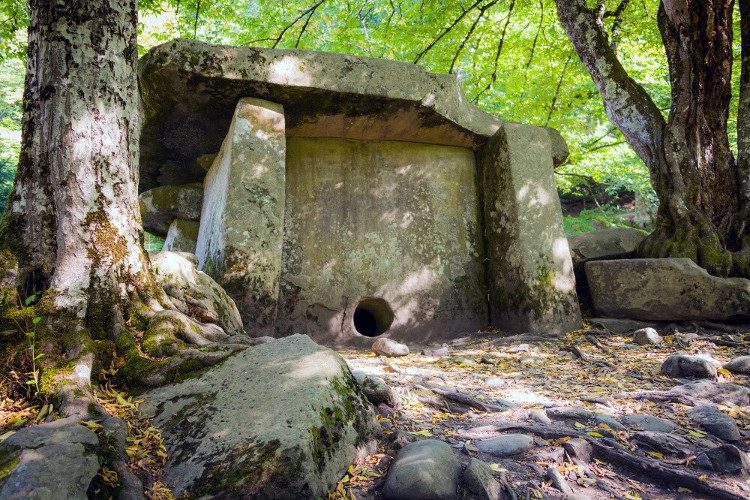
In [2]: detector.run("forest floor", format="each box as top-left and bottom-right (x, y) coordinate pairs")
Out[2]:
(340, 324), (750, 499)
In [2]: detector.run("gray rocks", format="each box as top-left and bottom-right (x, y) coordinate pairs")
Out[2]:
(382, 440), (461, 500)
(562, 438), (593, 462)
(461, 458), (507, 500)
(372, 338), (410, 357)
(0, 417), (100, 500)
(546, 466), (573, 496)
(633, 327), (662, 345)
(141, 334), (376, 498)
(666, 380), (750, 406)
(352, 371), (395, 406)
(632, 431), (693, 457)
(724, 355), (750, 375)
(695, 444), (750, 474)
(586, 258), (750, 321)
(621, 414), (679, 433)
(150, 251), (245, 335)
(568, 228), (645, 266)
(688, 405), (741, 441)
(661, 354), (719, 380)
(162, 219), (199, 253)
(139, 182), (203, 234)
(476, 434), (534, 457)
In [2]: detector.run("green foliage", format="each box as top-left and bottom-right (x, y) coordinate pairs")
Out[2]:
(0, 58), (22, 213)
(144, 231), (165, 252)
(563, 205), (644, 238)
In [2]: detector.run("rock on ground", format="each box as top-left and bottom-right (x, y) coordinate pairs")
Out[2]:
(352, 371), (396, 406)
(586, 258), (750, 321)
(661, 353), (719, 380)
(633, 327), (662, 345)
(141, 335), (377, 499)
(150, 251), (244, 335)
(695, 445), (750, 474)
(139, 182), (203, 235)
(476, 434), (534, 457)
(382, 439), (461, 500)
(0, 417), (100, 500)
(162, 219), (199, 253)
(568, 228), (644, 266)
(462, 457), (509, 500)
(724, 355), (750, 375)
(688, 405), (742, 441)
(621, 414), (679, 433)
(372, 338), (410, 357)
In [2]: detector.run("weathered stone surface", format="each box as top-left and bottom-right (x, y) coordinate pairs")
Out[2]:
(661, 354), (719, 380)
(139, 40), (506, 190)
(196, 98), (286, 335)
(545, 127), (570, 168)
(352, 371), (395, 406)
(569, 228), (645, 266)
(633, 327), (663, 345)
(382, 439), (461, 500)
(476, 434), (534, 457)
(162, 219), (199, 253)
(546, 466), (573, 496)
(462, 458), (506, 500)
(151, 251), (244, 335)
(695, 444), (750, 474)
(372, 338), (410, 357)
(688, 405), (742, 441)
(141, 335), (376, 498)
(632, 431), (693, 457)
(479, 124), (581, 335)
(590, 317), (660, 333)
(562, 438), (593, 462)
(621, 414), (679, 433)
(0, 417), (99, 500)
(724, 356), (750, 375)
(277, 138), (488, 345)
(139, 182), (202, 234)
(586, 258), (750, 321)
(666, 380), (750, 406)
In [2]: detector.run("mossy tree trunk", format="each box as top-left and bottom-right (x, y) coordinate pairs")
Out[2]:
(1, 0), (243, 412)
(555, 0), (750, 277)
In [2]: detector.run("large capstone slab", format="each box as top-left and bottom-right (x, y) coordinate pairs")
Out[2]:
(586, 258), (750, 321)
(140, 334), (376, 498)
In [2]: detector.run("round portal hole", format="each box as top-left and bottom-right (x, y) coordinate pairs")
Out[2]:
(353, 298), (394, 337)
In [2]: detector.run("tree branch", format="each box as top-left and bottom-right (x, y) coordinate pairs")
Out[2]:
(413, 0), (485, 64)
(554, 0), (665, 170)
(525, 0), (544, 70)
(473, 0), (516, 101)
(545, 53), (573, 126)
(449, 0), (499, 73)
(270, 0), (326, 49)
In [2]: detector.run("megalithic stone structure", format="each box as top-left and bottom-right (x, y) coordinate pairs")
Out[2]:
(138, 40), (581, 344)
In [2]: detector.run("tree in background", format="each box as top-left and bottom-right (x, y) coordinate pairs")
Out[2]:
(556, 0), (750, 277)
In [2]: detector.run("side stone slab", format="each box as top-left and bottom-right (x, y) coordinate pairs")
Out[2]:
(141, 335), (377, 499)
(479, 123), (581, 334)
(196, 97), (286, 334)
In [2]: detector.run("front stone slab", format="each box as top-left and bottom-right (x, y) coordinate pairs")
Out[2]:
(479, 123), (581, 334)
(586, 258), (750, 321)
(196, 98), (286, 334)
(141, 335), (376, 499)
(278, 138), (487, 346)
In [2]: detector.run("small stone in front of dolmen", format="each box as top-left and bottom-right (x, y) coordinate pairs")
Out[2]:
(621, 414), (679, 433)
(688, 405), (741, 441)
(382, 439), (461, 500)
(661, 354), (719, 380)
(562, 438), (593, 462)
(633, 327), (662, 345)
(373, 338), (410, 357)
(724, 355), (750, 375)
(352, 371), (396, 406)
(461, 457), (507, 500)
(476, 434), (534, 457)
(695, 444), (750, 474)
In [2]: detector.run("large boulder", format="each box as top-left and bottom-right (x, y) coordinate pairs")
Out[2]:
(568, 228), (645, 266)
(382, 439), (462, 500)
(139, 182), (203, 235)
(150, 251), (244, 335)
(0, 417), (100, 500)
(141, 334), (376, 498)
(162, 219), (199, 253)
(586, 258), (750, 321)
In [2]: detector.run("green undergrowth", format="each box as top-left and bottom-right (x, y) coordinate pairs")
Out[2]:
(563, 205), (651, 238)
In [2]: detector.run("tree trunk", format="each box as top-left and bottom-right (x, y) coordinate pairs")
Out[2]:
(1, 0), (243, 404)
(556, 0), (748, 277)
(737, 0), (750, 275)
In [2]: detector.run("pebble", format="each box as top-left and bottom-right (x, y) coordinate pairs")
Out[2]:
(633, 327), (662, 345)
(476, 433), (534, 457)
(373, 338), (410, 357)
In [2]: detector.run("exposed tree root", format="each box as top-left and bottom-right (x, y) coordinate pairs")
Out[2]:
(589, 438), (746, 500)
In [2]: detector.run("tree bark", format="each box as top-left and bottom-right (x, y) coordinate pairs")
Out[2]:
(738, 0), (750, 274)
(556, 0), (748, 277)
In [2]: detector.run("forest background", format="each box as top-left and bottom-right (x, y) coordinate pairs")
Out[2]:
(0, 0), (736, 237)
